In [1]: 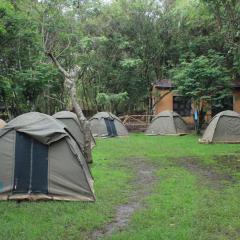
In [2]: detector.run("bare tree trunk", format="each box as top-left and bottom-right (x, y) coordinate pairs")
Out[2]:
(46, 52), (93, 163)
(69, 83), (92, 163)
(45, 84), (51, 115)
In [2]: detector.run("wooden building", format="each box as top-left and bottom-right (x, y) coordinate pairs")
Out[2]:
(151, 79), (239, 125)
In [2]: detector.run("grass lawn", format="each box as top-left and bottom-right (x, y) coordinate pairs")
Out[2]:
(0, 134), (239, 240)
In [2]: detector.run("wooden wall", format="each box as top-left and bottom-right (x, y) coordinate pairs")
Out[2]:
(233, 90), (240, 113)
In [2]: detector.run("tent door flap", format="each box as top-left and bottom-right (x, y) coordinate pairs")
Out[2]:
(104, 119), (117, 136)
(13, 132), (48, 194)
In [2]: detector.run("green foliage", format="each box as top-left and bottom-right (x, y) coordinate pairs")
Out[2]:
(0, 0), (14, 35)
(171, 51), (231, 132)
(120, 58), (143, 69)
(201, 0), (240, 78)
(172, 51), (231, 109)
(96, 93), (109, 108)
(0, 0), (240, 117)
(96, 91), (129, 113)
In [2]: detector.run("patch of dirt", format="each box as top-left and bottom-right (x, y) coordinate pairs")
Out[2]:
(174, 157), (236, 189)
(90, 158), (156, 239)
(213, 155), (240, 171)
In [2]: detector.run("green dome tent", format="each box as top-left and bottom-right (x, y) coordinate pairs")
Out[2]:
(90, 112), (128, 137)
(53, 111), (96, 151)
(200, 110), (240, 143)
(0, 112), (95, 201)
(145, 110), (189, 136)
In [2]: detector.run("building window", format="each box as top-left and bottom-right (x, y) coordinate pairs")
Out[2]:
(173, 96), (191, 116)
(212, 96), (233, 116)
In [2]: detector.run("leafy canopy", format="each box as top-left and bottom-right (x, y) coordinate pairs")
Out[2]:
(172, 51), (231, 109)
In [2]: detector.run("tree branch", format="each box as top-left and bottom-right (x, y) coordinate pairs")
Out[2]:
(55, 37), (71, 59)
(46, 52), (70, 78)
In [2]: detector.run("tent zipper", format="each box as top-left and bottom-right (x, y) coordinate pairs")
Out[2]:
(28, 140), (33, 194)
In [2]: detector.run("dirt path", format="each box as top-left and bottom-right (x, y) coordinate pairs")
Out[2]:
(90, 158), (156, 240)
(176, 157), (236, 189)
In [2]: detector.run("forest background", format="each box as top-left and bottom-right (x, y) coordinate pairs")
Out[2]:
(0, 0), (239, 118)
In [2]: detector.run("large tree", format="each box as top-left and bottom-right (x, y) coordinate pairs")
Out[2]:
(39, 0), (93, 163)
(172, 52), (231, 133)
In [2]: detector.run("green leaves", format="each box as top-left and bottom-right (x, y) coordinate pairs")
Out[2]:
(172, 51), (231, 108)
(0, 0), (239, 117)
(120, 58), (143, 69)
(96, 92), (129, 113)
(0, 0), (14, 35)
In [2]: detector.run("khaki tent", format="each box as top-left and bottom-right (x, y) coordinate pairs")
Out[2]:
(200, 110), (240, 143)
(90, 112), (128, 137)
(53, 111), (96, 151)
(145, 110), (188, 135)
(0, 119), (6, 129)
(0, 112), (95, 201)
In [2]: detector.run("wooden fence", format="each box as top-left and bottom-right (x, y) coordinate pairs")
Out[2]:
(118, 115), (155, 132)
